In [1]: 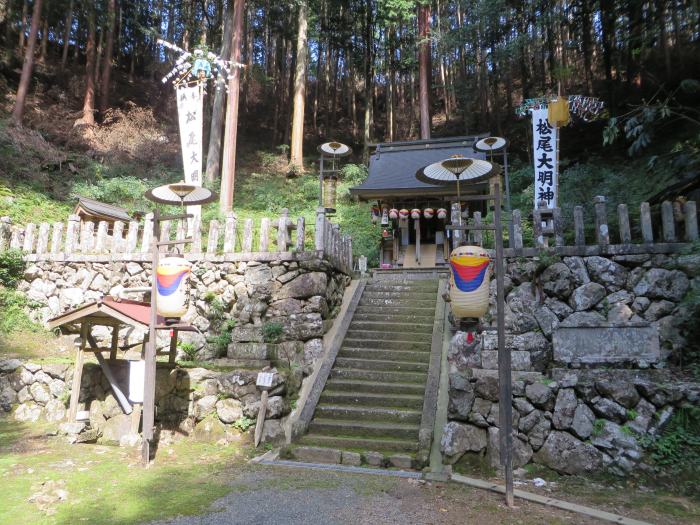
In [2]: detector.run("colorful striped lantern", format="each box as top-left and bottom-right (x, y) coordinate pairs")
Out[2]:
(156, 256), (193, 319)
(437, 208), (447, 219)
(423, 208), (434, 219)
(449, 245), (491, 319)
(389, 208), (399, 220)
(371, 207), (380, 223)
(398, 209), (409, 219)
(411, 208), (421, 219)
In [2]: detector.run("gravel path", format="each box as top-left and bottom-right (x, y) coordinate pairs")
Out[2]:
(151, 464), (603, 525)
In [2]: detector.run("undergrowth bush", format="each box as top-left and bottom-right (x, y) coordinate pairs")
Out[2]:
(0, 288), (40, 334)
(0, 249), (26, 288)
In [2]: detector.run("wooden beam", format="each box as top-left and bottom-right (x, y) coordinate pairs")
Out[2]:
(110, 325), (119, 360)
(169, 329), (178, 364)
(88, 334), (132, 415)
(68, 323), (88, 423)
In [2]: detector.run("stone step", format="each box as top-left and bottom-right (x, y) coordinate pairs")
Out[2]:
(315, 404), (422, 425)
(325, 379), (426, 396)
(480, 351), (532, 371)
(342, 338), (432, 351)
(348, 320), (433, 334)
(299, 434), (419, 453)
(345, 330), (433, 343)
(319, 391), (424, 410)
(364, 285), (439, 294)
(338, 347), (430, 363)
(334, 357), (429, 373)
(366, 280), (438, 290)
(361, 290), (436, 301)
(330, 367), (427, 384)
(359, 297), (436, 308)
(351, 312), (438, 324)
(353, 305), (436, 316)
(308, 418), (420, 440)
(471, 369), (545, 382)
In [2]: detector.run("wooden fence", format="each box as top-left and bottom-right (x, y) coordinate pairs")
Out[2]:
(0, 207), (353, 274)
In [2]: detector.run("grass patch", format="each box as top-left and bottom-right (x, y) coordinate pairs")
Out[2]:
(0, 416), (246, 525)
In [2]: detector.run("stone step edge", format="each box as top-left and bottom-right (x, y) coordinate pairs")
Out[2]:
(335, 357), (430, 368)
(315, 404), (423, 417)
(310, 418), (420, 431)
(287, 445), (418, 468)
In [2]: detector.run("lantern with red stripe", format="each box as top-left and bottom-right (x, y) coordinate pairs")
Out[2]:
(389, 208), (399, 220)
(398, 209), (409, 219)
(448, 245), (491, 319)
(410, 208), (421, 219)
(423, 208), (434, 219)
(437, 208), (447, 220)
(370, 206), (380, 224)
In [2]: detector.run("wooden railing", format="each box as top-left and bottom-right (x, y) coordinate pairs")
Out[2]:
(0, 207), (353, 274)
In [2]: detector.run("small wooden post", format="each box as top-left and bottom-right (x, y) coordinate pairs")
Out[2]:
(157, 221), (169, 254)
(511, 209), (523, 250)
(69, 322), (88, 423)
(618, 204), (631, 244)
(296, 217), (305, 252)
(259, 218), (270, 252)
(242, 219), (254, 252)
(277, 215), (288, 252)
(65, 214), (80, 254)
(594, 196), (609, 246)
(473, 211), (482, 246)
(21, 223), (35, 253)
(81, 221), (95, 253)
(126, 220), (140, 255)
(110, 325), (119, 360)
(573, 206), (585, 246)
(684, 201), (698, 241)
(640, 202), (654, 243)
(50, 222), (63, 254)
(533, 207), (545, 248)
(207, 220), (220, 254)
(9, 228), (22, 250)
(175, 218), (186, 242)
(169, 329), (178, 364)
(141, 213), (154, 253)
(36, 223), (50, 255)
(130, 403), (142, 434)
(552, 207), (563, 246)
(254, 390), (269, 448)
(315, 207), (326, 253)
(223, 212), (237, 253)
(661, 201), (676, 242)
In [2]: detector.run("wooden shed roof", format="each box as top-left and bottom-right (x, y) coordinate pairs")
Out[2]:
(74, 197), (132, 223)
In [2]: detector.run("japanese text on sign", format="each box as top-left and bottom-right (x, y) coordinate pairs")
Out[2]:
(176, 85), (203, 229)
(531, 108), (558, 209)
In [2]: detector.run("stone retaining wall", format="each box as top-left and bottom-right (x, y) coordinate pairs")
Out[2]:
(0, 359), (291, 446)
(441, 370), (700, 475)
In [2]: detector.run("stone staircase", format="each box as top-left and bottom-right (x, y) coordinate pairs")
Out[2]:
(293, 277), (439, 469)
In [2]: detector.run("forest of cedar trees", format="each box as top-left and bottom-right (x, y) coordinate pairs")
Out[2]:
(0, 0), (699, 213)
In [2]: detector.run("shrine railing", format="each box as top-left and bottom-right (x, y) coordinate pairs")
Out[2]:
(451, 196), (698, 256)
(0, 207), (353, 274)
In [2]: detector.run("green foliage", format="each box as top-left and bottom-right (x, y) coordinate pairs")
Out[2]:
(178, 341), (200, 361)
(72, 175), (151, 215)
(627, 409), (639, 421)
(0, 288), (40, 335)
(262, 322), (284, 343)
(621, 424), (635, 436)
(0, 249), (26, 288)
(592, 419), (606, 437)
(639, 406), (700, 495)
(232, 416), (254, 432)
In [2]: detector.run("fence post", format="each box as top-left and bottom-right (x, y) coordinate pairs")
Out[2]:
(617, 204), (631, 244)
(296, 217), (305, 252)
(126, 220), (140, 256)
(640, 202), (654, 244)
(661, 201), (676, 242)
(113, 221), (125, 254)
(473, 211), (482, 246)
(0, 216), (11, 251)
(511, 209), (523, 250)
(259, 217), (270, 252)
(64, 215), (80, 255)
(685, 201), (698, 241)
(533, 207), (544, 248)
(242, 219), (254, 252)
(22, 223), (36, 253)
(50, 222), (63, 254)
(573, 206), (585, 246)
(277, 214), (288, 252)
(36, 223), (50, 255)
(207, 220), (220, 254)
(223, 212), (237, 253)
(552, 207), (563, 247)
(95, 221), (109, 253)
(315, 207), (326, 254)
(191, 215), (202, 253)
(141, 213), (154, 253)
(594, 195), (609, 246)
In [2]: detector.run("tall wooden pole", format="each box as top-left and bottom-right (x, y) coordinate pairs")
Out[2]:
(219, 0), (246, 212)
(142, 209), (159, 465)
(417, 1), (431, 140)
(494, 184), (514, 506)
(11, 0), (43, 125)
(289, 0), (309, 171)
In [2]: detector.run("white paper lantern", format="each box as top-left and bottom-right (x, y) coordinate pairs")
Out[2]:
(437, 208), (447, 219)
(156, 256), (193, 319)
(423, 208), (434, 219)
(411, 208), (421, 219)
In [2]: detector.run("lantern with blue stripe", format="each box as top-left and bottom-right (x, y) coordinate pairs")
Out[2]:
(449, 245), (491, 319)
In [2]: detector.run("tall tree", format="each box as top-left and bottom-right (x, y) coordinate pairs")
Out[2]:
(289, 0), (309, 172)
(98, 0), (117, 115)
(11, 0), (43, 125)
(60, 0), (74, 71)
(76, 1), (97, 126)
(219, 0), (245, 212)
(417, 0), (430, 139)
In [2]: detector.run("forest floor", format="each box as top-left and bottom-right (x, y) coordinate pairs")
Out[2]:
(1, 417), (698, 525)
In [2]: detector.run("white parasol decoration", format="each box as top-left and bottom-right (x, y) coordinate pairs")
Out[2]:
(474, 136), (508, 153)
(318, 141), (352, 157)
(416, 155), (499, 200)
(145, 182), (218, 206)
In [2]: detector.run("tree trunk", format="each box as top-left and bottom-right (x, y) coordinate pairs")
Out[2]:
(98, 0), (117, 116)
(19, 0), (27, 50)
(76, 2), (97, 126)
(60, 0), (74, 71)
(417, 1), (430, 140)
(289, 0), (308, 171)
(600, 0), (616, 107)
(205, 2), (233, 186)
(11, 0), (42, 125)
(219, 0), (245, 212)
(39, 4), (48, 62)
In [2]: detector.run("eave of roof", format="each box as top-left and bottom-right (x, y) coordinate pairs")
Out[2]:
(75, 197), (132, 222)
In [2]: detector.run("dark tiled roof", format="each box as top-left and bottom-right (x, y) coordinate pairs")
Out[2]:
(349, 136), (488, 198)
(75, 197), (132, 222)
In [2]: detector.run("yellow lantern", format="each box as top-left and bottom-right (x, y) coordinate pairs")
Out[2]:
(548, 96), (570, 127)
(449, 245), (491, 319)
(323, 177), (337, 210)
(156, 256), (192, 319)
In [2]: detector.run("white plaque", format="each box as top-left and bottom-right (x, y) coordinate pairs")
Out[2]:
(256, 372), (273, 388)
(128, 360), (145, 403)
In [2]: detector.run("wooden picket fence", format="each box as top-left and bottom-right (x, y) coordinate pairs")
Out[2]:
(0, 207), (353, 274)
